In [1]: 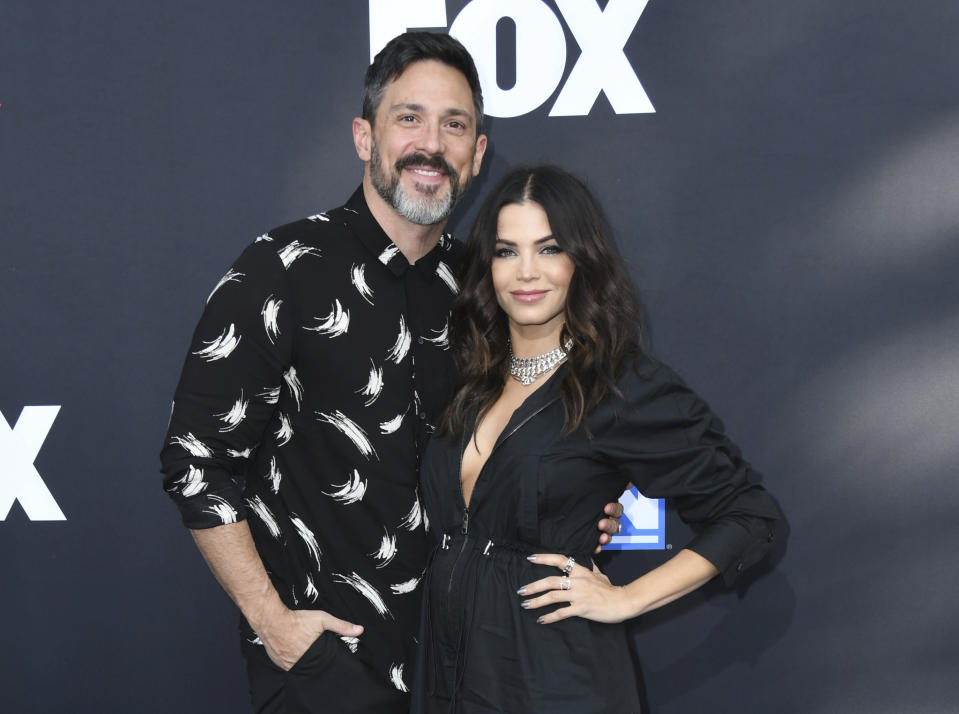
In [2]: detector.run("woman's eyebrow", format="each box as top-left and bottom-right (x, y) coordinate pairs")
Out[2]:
(494, 235), (556, 245)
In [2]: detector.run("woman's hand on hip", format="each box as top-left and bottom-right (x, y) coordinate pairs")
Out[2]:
(517, 553), (638, 624)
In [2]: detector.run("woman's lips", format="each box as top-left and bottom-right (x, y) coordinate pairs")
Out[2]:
(510, 290), (549, 303)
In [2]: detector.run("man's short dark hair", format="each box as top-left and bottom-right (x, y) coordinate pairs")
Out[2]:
(362, 32), (485, 134)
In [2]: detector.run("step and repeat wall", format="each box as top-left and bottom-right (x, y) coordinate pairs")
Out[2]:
(2, 1), (957, 712)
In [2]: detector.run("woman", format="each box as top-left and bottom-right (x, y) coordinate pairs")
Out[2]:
(411, 165), (784, 712)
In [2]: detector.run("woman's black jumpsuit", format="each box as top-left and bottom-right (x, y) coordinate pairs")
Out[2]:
(411, 356), (784, 713)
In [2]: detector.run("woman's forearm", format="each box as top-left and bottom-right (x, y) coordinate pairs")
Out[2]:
(621, 548), (719, 618)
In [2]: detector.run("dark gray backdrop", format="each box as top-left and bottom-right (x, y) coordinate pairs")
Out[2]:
(2, 1), (957, 712)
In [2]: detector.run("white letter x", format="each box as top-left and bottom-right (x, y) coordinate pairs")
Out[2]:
(0, 406), (66, 521)
(549, 0), (654, 116)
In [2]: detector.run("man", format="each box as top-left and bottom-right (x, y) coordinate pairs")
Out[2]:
(161, 32), (621, 713)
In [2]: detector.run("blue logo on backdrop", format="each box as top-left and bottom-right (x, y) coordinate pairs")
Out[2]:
(605, 487), (665, 550)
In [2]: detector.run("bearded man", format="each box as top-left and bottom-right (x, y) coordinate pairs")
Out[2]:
(160, 32), (621, 713)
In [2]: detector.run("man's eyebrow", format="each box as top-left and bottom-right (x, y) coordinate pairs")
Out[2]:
(387, 103), (473, 122)
(389, 102), (425, 114)
(444, 108), (472, 121)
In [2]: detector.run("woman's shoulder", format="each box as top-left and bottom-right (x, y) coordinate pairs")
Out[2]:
(587, 353), (719, 445)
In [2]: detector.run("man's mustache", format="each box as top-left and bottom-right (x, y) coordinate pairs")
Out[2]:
(394, 153), (454, 176)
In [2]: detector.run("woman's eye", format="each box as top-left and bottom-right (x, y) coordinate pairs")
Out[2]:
(541, 244), (564, 255)
(494, 247), (515, 258)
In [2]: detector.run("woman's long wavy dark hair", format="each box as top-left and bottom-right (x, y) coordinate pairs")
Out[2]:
(441, 165), (647, 439)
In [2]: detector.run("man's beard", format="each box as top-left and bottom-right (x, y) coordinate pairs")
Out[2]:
(369, 141), (469, 226)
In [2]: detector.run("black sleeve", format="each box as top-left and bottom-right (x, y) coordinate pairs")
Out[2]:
(159, 239), (294, 529)
(590, 357), (785, 585)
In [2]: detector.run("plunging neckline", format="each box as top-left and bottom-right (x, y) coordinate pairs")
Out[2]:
(458, 363), (567, 509)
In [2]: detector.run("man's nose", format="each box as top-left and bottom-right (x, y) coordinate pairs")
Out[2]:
(415, 122), (443, 156)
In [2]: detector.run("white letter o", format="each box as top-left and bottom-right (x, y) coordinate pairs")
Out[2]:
(451, 0), (567, 118)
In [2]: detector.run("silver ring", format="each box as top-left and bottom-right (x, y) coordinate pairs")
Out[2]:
(561, 576), (571, 591)
(562, 556), (575, 575)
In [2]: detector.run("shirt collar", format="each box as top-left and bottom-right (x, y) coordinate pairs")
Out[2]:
(343, 186), (452, 277)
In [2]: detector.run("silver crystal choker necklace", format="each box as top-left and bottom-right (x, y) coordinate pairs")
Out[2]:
(509, 338), (573, 386)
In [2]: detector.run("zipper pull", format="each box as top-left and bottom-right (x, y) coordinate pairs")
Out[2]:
(461, 507), (470, 535)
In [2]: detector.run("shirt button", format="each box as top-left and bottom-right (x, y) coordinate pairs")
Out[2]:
(736, 562), (744, 574)
(417, 337), (425, 344)
(418, 412), (427, 420)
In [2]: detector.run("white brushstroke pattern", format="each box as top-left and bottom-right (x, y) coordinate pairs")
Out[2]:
(259, 385), (280, 404)
(370, 529), (397, 569)
(283, 367), (303, 410)
(379, 407), (407, 435)
(204, 495), (238, 524)
(170, 433), (213, 458)
(207, 269), (244, 303)
(316, 411), (377, 459)
(389, 664), (408, 692)
(176, 465), (207, 497)
(350, 263), (374, 305)
(305, 575), (319, 603)
(378, 244), (400, 265)
(291, 514), (322, 570)
(308, 212), (330, 222)
(399, 490), (423, 531)
(436, 261), (459, 293)
(423, 319), (450, 349)
(340, 636), (360, 653)
(333, 571), (391, 618)
(193, 323), (241, 361)
(305, 300), (350, 337)
(386, 316), (411, 364)
(261, 295), (282, 343)
(275, 413), (293, 446)
(215, 391), (248, 432)
(356, 361), (384, 406)
(322, 469), (367, 504)
(227, 446), (252, 459)
(390, 576), (421, 595)
(278, 240), (320, 268)
(255, 233), (273, 243)
(246, 495), (282, 539)
(268, 456), (282, 493)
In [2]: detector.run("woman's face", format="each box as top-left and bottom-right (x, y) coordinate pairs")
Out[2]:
(491, 201), (575, 340)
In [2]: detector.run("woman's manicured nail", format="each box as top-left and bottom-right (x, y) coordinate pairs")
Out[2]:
(516, 587), (527, 595)
(536, 616), (545, 624)
(521, 600), (531, 609)
(526, 555), (537, 562)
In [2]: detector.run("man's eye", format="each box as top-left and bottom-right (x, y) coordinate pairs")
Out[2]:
(399, 115), (417, 122)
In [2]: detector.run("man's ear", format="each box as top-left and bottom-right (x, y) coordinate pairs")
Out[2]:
(353, 117), (372, 162)
(471, 133), (488, 177)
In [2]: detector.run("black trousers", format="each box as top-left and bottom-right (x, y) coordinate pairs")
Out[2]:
(241, 629), (409, 713)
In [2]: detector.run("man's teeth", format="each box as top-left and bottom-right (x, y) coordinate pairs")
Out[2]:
(410, 168), (441, 176)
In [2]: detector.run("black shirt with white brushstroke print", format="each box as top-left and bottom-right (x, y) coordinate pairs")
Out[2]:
(161, 186), (459, 694)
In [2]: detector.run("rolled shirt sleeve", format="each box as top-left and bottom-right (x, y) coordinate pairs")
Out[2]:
(160, 239), (293, 529)
(591, 356), (786, 585)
